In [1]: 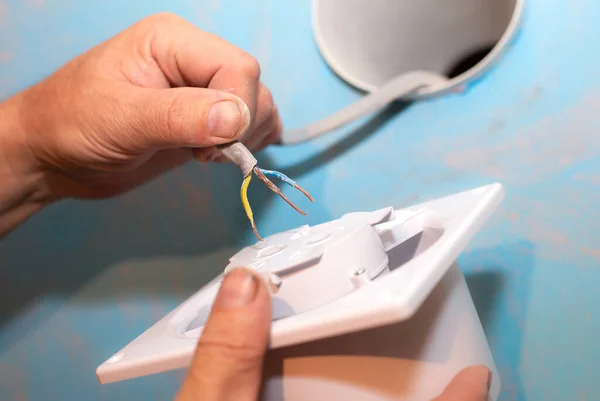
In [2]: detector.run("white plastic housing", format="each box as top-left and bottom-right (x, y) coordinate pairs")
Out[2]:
(225, 207), (394, 320)
(261, 263), (500, 401)
(312, 0), (524, 96)
(96, 183), (504, 398)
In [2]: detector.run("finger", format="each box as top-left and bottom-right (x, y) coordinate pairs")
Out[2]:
(139, 13), (261, 121)
(191, 84), (275, 164)
(191, 146), (218, 164)
(110, 148), (192, 189)
(60, 148), (192, 199)
(245, 83), (274, 134)
(244, 111), (277, 152)
(118, 86), (251, 153)
(209, 104), (281, 162)
(432, 366), (491, 401)
(181, 82), (277, 162)
(254, 108), (283, 152)
(208, 151), (224, 163)
(204, 114), (275, 163)
(176, 268), (271, 401)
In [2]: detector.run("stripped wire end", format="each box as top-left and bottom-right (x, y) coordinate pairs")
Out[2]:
(293, 183), (315, 203)
(251, 225), (262, 242)
(218, 141), (312, 241)
(257, 168), (314, 203)
(253, 167), (307, 216)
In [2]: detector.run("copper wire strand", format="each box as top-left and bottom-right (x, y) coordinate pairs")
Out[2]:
(293, 184), (314, 203)
(253, 167), (307, 216)
(257, 168), (315, 203)
(252, 225), (262, 241)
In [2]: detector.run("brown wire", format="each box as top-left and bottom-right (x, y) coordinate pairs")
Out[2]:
(293, 184), (315, 203)
(252, 225), (262, 241)
(253, 167), (307, 216)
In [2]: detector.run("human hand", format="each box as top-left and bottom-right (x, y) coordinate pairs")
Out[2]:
(174, 267), (490, 401)
(2, 12), (281, 205)
(433, 365), (491, 401)
(175, 268), (271, 401)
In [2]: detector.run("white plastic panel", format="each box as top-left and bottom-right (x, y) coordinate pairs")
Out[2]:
(97, 183), (504, 384)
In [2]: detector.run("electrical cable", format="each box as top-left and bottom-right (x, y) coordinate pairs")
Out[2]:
(217, 140), (314, 241)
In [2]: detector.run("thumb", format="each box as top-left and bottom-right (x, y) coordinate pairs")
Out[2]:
(176, 268), (271, 401)
(125, 87), (251, 152)
(432, 366), (491, 401)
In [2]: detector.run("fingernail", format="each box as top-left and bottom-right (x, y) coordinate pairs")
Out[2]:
(216, 268), (259, 307)
(207, 100), (249, 139)
(487, 370), (492, 391)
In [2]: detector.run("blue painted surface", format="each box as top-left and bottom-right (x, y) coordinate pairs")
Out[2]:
(0, 0), (599, 400)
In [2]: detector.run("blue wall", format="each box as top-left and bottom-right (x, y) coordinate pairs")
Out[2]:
(1, 0), (599, 400)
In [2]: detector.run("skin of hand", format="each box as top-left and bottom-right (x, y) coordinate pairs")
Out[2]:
(0, 12), (281, 236)
(177, 268), (491, 401)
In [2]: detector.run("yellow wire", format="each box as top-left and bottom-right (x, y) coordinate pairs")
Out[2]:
(240, 174), (255, 229)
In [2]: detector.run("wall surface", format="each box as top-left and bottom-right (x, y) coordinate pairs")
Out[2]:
(0, 1), (598, 400)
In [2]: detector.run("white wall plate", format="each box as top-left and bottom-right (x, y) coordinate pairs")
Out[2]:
(97, 183), (504, 385)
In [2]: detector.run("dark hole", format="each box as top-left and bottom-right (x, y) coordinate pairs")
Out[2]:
(445, 44), (496, 79)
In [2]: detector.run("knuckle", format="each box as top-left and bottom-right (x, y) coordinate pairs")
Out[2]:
(158, 93), (188, 140)
(260, 87), (274, 109)
(263, 128), (281, 146)
(146, 11), (183, 26)
(136, 12), (185, 37)
(237, 55), (261, 81)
